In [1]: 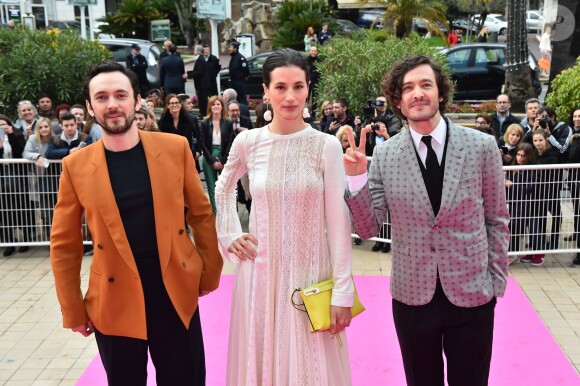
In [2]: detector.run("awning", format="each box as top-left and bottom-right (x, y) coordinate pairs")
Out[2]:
(336, 0), (385, 9)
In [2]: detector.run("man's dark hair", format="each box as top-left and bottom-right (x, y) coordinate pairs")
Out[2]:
(496, 93), (510, 102)
(537, 106), (556, 119)
(262, 48), (310, 88)
(381, 54), (451, 120)
(227, 100), (240, 111)
(60, 112), (76, 123)
(169, 44), (177, 54)
(36, 92), (51, 102)
(333, 98), (348, 109)
(83, 61), (140, 103)
(0, 113), (14, 127)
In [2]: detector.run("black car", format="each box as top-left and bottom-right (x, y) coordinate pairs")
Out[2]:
(440, 43), (542, 100)
(220, 51), (272, 100)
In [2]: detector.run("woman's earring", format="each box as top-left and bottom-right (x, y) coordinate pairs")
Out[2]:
(264, 104), (272, 122)
(302, 107), (310, 119)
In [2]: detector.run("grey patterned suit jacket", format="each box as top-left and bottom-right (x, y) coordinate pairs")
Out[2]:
(346, 119), (509, 307)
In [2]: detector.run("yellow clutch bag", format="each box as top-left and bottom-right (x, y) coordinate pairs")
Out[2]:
(291, 278), (365, 333)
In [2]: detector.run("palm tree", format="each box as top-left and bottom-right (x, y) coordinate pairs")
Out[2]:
(504, 0), (536, 110)
(111, 0), (162, 39)
(364, 0), (448, 39)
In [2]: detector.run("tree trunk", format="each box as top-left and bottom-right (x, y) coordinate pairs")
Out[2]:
(504, 0), (536, 112)
(548, 0), (580, 94)
(175, 0), (196, 48)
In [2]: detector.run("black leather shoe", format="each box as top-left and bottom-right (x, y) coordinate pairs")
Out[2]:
(381, 243), (391, 253)
(3, 247), (15, 257)
(573, 255), (580, 265)
(18, 246), (29, 253)
(372, 241), (382, 252)
(354, 238), (362, 246)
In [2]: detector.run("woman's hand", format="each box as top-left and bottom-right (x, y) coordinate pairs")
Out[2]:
(228, 233), (258, 261)
(212, 161), (223, 170)
(343, 126), (368, 176)
(502, 154), (513, 164)
(36, 156), (45, 168)
(330, 305), (352, 335)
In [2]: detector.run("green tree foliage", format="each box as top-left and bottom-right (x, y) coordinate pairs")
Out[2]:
(315, 30), (452, 115)
(97, 0), (161, 39)
(0, 27), (112, 116)
(545, 56), (580, 122)
(272, 0), (336, 51)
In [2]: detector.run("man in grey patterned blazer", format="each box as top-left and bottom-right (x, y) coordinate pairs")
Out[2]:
(344, 55), (509, 386)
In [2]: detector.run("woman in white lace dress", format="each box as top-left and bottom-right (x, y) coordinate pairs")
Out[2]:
(215, 49), (355, 386)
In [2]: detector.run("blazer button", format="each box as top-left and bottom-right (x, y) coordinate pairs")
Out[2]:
(432, 225), (440, 231)
(98, 243), (103, 249)
(179, 229), (185, 235)
(108, 277), (114, 283)
(182, 262), (187, 268)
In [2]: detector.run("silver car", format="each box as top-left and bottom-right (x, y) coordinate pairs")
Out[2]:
(99, 38), (162, 90)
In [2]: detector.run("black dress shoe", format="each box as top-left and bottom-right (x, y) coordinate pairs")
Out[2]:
(381, 243), (391, 253)
(372, 241), (382, 252)
(18, 246), (29, 253)
(573, 255), (580, 265)
(3, 247), (16, 257)
(354, 238), (362, 246)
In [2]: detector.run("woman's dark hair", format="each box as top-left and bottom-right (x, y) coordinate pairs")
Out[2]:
(532, 128), (552, 152)
(475, 113), (492, 125)
(262, 48), (310, 88)
(0, 113), (14, 127)
(381, 54), (451, 120)
(568, 106), (580, 128)
(255, 103), (273, 128)
(83, 61), (140, 103)
(512, 142), (535, 165)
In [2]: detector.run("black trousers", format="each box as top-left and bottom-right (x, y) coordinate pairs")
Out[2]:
(95, 257), (205, 386)
(392, 279), (496, 386)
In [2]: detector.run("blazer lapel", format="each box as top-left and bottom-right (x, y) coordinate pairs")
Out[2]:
(139, 131), (172, 274)
(397, 129), (435, 219)
(90, 141), (139, 275)
(437, 121), (465, 220)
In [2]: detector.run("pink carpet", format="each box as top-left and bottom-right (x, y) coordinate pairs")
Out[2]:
(77, 275), (580, 385)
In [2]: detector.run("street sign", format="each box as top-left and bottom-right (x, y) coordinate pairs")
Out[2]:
(151, 20), (170, 42)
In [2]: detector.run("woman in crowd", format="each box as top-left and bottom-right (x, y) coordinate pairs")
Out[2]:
(336, 125), (351, 153)
(215, 48), (355, 386)
(504, 143), (536, 256)
(145, 98), (156, 112)
(143, 106), (160, 132)
(473, 113), (496, 138)
(23, 117), (57, 238)
(13, 100), (38, 140)
(476, 26), (489, 43)
(525, 129), (563, 266)
(566, 107), (580, 265)
(499, 123), (524, 165)
(200, 96), (234, 213)
(158, 93), (200, 157)
(304, 26), (318, 51)
(319, 100), (334, 133)
(0, 114), (30, 256)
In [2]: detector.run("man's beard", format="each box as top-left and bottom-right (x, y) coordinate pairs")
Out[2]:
(96, 110), (135, 136)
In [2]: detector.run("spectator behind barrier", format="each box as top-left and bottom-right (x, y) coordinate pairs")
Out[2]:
(499, 123), (524, 165)
(45, 113), (92, 159)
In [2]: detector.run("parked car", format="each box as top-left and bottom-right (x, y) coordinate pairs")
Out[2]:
(358, 9), (385, 29)
(526, 10), (543, 32)
(412, 18), (448, 36)
(335, 19), (361, 35)
(472, 13), (508, 35)
(451, 18), (478, 35)
(99, 38), (162, 90)
(220, 51), (272, 100)
(440, 43), (542, 100)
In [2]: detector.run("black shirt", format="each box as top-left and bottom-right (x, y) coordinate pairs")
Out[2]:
(105, 141), (158, 260)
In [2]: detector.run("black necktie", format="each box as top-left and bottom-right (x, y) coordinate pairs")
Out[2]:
(421, 135), (439, 173)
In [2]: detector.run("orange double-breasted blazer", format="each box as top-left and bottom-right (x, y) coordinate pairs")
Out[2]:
(50, 130), (223, 340)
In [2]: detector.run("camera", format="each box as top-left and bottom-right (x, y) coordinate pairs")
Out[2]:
(375, 100), (386, 107)
(371, 124), (380, 131)
(538, 118), (549, 129)
(362, 99), (375, 117)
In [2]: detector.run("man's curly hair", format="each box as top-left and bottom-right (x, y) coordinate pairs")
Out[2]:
(380, 55), (451, 120)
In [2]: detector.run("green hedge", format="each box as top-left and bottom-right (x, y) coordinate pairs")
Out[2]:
(545, 57), (580, 122)
(0, 27), (112, 117)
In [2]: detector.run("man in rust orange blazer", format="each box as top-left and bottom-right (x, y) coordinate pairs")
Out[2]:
(50, 61), (223, 385)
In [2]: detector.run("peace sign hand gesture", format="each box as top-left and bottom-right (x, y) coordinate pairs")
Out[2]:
(343, 126), (368, 176)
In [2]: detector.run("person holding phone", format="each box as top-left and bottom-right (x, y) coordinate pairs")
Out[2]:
(499, 123), (524, 165)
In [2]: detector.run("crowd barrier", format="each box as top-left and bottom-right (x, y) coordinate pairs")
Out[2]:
(351, 163), (580, 260)
(1, 159), (580, 259)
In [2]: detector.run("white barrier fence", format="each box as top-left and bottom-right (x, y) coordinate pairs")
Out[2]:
(0, 159), (90, 247)
(1, 159), (580, 258)
(352, 163), (580, 258)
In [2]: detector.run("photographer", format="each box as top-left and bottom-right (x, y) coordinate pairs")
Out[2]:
(535, 106), (571, 157)
(355, 97), (402, 155)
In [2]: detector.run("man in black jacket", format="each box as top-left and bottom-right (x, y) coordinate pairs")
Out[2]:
(490, 94), (520, 139)
(160, 44), (186, 95)
(125, 44), (149, 97)
(204, 45), (221, 97)
(228, 40), (250, 104)
(45, 113), (92, 159)
(191, 45), (212, 117)
(306, 46), (321, 112)
(227, 100), (253, 136)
